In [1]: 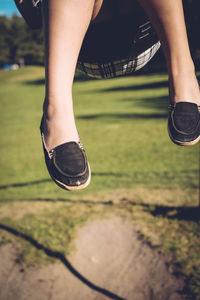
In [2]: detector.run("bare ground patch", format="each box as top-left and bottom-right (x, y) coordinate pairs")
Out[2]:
(0, 217), (187, 300)
(0, 187), (198, 299)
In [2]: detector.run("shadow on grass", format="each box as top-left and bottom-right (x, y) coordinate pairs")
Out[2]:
(77, 94), (169, 120)
(125, 200), (200, 222)
(23, 73), (169, 89)
(127, 95), (169, 111)
(24, 78), (45, 85)
(0, 172), (124, 190)
(1, 190), (199, 221)
(0, 224), (125, 300)
(95, 79), (169, 94)
(20, 198), (114, 205)
(78, 112), (167, 120)
(23, 72), (96, 86)
(23, 72), (198, 94)
(2, 196), (200, 222)
(23, 72), (170, 119)
(0, 179), (51, 190)
(149, 205), (200, 222)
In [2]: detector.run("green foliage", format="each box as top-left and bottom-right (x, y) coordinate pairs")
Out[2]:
(0, 15), (44, 66)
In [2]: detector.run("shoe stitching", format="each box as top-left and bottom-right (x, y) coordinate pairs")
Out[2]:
(41, 132), (54, 159)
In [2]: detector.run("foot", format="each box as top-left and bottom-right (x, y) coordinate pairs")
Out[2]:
(40, 99), (91, 191)
(169, 68), (200, 106)
(168, 102), (200, 146)
(168, 68), (200, 146)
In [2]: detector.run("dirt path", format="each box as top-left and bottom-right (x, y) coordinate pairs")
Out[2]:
(0, 217), (186, 300)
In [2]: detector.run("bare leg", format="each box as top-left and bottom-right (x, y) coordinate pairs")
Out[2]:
(42, 0), (102, 150)
(137, 0), (200, 105)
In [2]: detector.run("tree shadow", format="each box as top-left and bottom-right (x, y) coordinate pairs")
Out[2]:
(78, 112), (167, 120)
(149, 205), (200, 222)
(0, 224), (125, 300)
(24, 78), (45, 85)
(125, 95), (169, 110)
(124, 200), (200, 222)
(16, 197), (114, 206)
(77, 94), (169, 120)
(0, 172), (124, 190)
(21, 72), (199, 89)
(0, 179), (51, 190)
(23, 71), (96, 85)
(95, 79), (169, 93)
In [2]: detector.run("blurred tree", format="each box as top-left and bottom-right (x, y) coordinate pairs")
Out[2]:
(0, 16), (11, 65)
(0, 15), (44, 67)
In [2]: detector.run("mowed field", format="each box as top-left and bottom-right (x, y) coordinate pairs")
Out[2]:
(0, 66), (200, 297)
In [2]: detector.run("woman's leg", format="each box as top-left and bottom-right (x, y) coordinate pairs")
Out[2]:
(42, 0), (102, 151)
(137, 0), (200, 105)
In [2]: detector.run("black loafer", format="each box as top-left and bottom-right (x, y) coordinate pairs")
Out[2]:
(40, 118), (91, 191)
(168, 102), (200, 146)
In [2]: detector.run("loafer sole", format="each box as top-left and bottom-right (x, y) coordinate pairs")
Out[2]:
(51, 163), (91, 191)
(168, 124), (200, 146)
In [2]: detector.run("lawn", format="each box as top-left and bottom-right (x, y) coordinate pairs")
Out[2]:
(0, 66), (199, 298)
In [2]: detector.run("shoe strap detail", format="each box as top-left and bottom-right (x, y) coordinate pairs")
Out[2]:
(49, 149), (54, 159)
(78, 140), (84, 150)
(168, 104), (175, 112)
(41, 132), (54, 159)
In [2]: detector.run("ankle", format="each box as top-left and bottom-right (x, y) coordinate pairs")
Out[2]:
(42, 107), (79, 149)
(43, 97), (74, 118)
(168, 65), (200, 104)
(168, 57), (195, 79)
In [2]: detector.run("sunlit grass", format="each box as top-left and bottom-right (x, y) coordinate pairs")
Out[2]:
(0, 66), (199, 298)
(0, 66), (198, 200)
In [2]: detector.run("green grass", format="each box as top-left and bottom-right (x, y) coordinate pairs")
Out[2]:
(0, 66), (200, 298)
(0, 66), (199, 199)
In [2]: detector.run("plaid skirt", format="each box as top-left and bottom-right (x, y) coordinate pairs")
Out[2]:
(78, 15), (160, 79)
(15, 0), (161, 79)
(77, 41), (160, 79)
